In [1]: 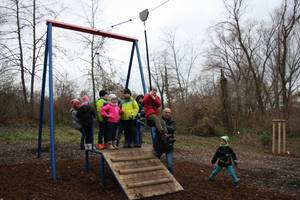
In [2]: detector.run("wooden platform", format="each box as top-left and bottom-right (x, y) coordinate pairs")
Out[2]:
(101, 145), (184, 200)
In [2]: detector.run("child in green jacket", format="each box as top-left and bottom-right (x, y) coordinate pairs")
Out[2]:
(208, 136), (239, 186)
(120, 88), (139, 148)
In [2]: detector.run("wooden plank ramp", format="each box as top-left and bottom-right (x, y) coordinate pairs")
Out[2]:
(102, 145), (184, 200)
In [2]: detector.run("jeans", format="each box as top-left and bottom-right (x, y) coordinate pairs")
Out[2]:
(209, 165), (239, 184)
(156, 149), (174, 174)
(135, 120), (144, 146)
(150, 127), (156, 146)
(152, 127), (174, 174)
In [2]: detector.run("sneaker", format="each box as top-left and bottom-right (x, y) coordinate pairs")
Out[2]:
(123, 143), (130, 148)
(85, 143), (93, 150)
(112, 142), (119, 149)
(98, 143), (106, 150)
(233, 181), (239, 187)
(107, 143), (115, 150)
(129, 143), (134, 148)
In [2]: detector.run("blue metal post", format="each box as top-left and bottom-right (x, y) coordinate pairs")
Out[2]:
(100, 153), (105, 185)
(48, 23), (57, 181)
(92, 124), (94, 149)
(37, 27), (50, 158)
(85, 150), (89, 172)
(135, 41), (147, 94)
(125, 42), (135, 89)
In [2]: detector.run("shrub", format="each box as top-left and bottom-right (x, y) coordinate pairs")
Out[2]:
(260, 131), (272, 146)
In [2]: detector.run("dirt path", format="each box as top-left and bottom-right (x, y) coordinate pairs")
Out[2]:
(0, 140), (299, 200)
(0, 158), (297, 200)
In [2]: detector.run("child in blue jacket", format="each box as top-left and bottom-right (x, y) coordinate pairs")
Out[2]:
(208, 136), (239, 186)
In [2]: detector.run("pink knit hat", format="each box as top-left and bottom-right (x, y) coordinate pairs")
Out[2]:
(70, 99), (81, 108)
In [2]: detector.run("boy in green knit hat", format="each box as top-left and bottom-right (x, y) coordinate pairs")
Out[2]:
(208, 136), (239, 186)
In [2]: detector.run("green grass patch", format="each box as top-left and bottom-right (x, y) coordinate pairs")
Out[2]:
(1, 126), (299, 157)
(0, 128), (37, 143)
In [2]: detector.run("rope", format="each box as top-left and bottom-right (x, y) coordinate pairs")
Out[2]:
(102, 0), (171, 31)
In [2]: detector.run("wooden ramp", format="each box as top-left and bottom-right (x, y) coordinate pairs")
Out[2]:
(102, 145), (184, 200)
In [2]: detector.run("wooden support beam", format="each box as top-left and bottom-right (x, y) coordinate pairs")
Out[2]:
(278, 122), (281, 154)
(127, 178), (173, 189)
(111, 155), (155, 162)
(283, 121), (286, 153)
(272, 119), (288, 154)
(119, 166), (163, 175)
(272, 121), (275, 154)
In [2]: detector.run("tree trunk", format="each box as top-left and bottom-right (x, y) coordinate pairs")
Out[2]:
(220, 69), (233, 134)
(30, 0), (36, 117)
(16, 0), (28, 105)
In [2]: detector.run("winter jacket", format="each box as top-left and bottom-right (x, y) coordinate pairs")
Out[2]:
(211, 146), (237, 167)
(70, 108), (82, 130)
(154, 116), (176, 153)
(163, 117), (176, 137)
(76, 104), (96, 127)
(120, 97), (139, 120)
(101, 103), (121, 123)
(96, 97), (107, 122)
(135, 103), (145, 125)
(143, 93), (161, 118)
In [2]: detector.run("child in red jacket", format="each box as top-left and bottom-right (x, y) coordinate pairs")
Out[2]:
(101, 94), (121, 149)
(143, 88), (167, 134)
(143, 88), (167, 147)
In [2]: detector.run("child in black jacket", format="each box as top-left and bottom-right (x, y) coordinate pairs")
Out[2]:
(76, 96), (96, 150)
(208, 136), (239, 186)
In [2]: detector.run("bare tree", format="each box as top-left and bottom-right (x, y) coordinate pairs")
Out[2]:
(78, 0), (106, 104)
(160, 29), (200, 103)
(162, 29), (185, 101)
(273, 0), (300, 113)
(0, 0), (65, 113)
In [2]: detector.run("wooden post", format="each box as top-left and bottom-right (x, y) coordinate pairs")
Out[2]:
(278, 122), (281, 154)
(283, 121), (286, 153)
(272, 119), (287, 154)
(272, 121), (276, 154)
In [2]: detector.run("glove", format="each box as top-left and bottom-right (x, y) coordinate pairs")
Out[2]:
(211, 164), (216, 170)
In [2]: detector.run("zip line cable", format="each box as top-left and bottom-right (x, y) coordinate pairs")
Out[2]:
(149, 0), (170, 12)
(102, 0), (171, 31)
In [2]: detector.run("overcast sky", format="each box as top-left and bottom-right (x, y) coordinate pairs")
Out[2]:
(50, 0), (283, 94)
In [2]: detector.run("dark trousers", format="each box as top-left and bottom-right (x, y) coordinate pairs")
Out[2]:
(82, 125), (93, 144)
(116, 123), (124, 146)
(98, 121), (105, 144)
(122, 120), (136, 145)
(104, 122), (118, 142)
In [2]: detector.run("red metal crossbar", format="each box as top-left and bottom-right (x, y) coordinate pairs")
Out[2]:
(47, 19), (138, 42)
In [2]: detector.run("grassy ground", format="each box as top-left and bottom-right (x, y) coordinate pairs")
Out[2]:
(0, 126), (299, 156)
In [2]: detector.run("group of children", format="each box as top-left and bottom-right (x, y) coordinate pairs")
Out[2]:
(70, 88), (145, 150)
(70, 88), (240, 187)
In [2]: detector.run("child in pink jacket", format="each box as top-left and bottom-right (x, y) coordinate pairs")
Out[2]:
(101, 94), (121, 149)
